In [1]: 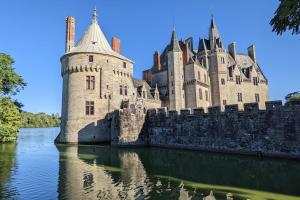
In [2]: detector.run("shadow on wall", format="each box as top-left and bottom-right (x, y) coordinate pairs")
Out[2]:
(77, 116), (112, 144)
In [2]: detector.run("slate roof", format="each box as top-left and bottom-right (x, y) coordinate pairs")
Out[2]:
(66, 8), (133, 63)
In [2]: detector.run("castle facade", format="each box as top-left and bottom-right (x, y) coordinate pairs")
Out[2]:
(143, 17), (268, 111)
(56, 9), (268, 144)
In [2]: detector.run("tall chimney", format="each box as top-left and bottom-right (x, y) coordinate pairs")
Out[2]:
(248, 45), (256, 63)
(112, 37), (121, 53)
(65, 16), (75, 53)
(153, 51), (161, 71)
(181, 43), (189, 65)
(228, 42), (237, 60)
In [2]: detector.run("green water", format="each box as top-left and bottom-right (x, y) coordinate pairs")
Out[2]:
(0, 128), (300, 200)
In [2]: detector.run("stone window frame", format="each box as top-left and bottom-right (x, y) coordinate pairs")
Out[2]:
(86, 76), (95, 90)
(124, 86), (128, 96)
(253, 77), (258, 86)
(237, 93), (243, 102)
(255, 93), (260, 102)
(199, 88), (203, 100)
(236, 75), (241, 85)
(85, 101), (95, 115)
(120, 85), (123, 95)
(142, 91), (146, 98)
(221, 78), (225, 85)
(88, 55), (94, 63)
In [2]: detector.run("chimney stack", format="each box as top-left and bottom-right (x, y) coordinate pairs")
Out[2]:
(228, 42), (237, 60)
(248, 45), (256, 63)
(112, 37), (121, 53)
(153, 51), (161, 71)
(65, 16), (75, 53)
(181, 43), (189, 65)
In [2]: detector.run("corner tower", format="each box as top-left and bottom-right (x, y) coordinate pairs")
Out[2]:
(56, 8), (134, 144)
(167, 30), (185, 111)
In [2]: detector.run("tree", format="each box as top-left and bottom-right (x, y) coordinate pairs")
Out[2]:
(0, 53), (26, 142)
(0, 98), (21, 142)
(0, 53), (26, 96)
(270, 0), (300, 35)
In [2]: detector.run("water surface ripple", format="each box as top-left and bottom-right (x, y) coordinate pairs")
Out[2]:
(0, 128), (300, 200)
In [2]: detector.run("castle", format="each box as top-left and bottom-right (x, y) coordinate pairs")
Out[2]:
(55, 9), (269, 144)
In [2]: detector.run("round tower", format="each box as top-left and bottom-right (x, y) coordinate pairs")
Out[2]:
(56, 8), (135, 144)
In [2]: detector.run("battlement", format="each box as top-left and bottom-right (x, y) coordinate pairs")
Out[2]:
(146, 101), (299, 119)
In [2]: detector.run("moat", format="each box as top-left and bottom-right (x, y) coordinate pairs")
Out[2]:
(1, 128), (300, 200)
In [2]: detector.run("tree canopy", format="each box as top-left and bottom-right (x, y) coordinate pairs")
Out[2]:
(0, 53), (26, 96)
(20, 112), (60, 128)
(0, 53), (26, 142)
(270, 0), (300, 35)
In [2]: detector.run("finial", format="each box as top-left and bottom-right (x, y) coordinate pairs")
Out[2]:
(92, 6), (97, 23)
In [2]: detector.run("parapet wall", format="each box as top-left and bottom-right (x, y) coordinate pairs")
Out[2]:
(145, 101), (300, 158)
(114, 100), (300, 159)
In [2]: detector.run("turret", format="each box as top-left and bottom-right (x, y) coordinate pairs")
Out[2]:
(209, 16), (223, 50)
(167, 30), (185, 111)
(65, 16), (75, 53)
(248, 45), (257, 63)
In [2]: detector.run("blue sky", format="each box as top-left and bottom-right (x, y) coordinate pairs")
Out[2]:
(0, 0), (299, 114)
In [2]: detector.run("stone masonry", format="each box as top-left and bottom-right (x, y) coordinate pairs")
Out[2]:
(112, 101), (300, 159)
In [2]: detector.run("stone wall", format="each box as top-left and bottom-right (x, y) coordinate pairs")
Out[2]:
(111, 106), (148, 146)
(115, 101), (300, 159)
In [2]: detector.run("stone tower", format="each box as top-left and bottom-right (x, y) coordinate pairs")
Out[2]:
(56, 8), (135, 144)
(207, 16), (228, 108)
(167, 30), (185, 111)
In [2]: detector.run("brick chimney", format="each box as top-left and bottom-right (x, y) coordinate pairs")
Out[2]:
(112, 37), (121, 53)
(153, 51), (161, 71)
(65, 16), (75, 53)
(181, 43), (189, 65)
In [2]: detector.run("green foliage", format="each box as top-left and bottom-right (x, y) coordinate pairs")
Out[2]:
(0, 98), (21, 142)
(270, 0), (300, 35)
(0, 53), (26, 96)
(0, 124), (18, 142)
(0, 53), (25, 142)
(20, 112), (60, 128)
(289, 95), (300, 101)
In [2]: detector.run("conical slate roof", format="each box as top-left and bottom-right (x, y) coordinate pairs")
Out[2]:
(68, 9), (133, 62)
(169, 30), (181, 52)
(210, 16), (221, 39)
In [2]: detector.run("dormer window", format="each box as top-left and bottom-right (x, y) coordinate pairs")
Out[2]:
(89, 55), (94, 62)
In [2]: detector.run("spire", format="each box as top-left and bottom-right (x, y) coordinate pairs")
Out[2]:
(209, 15), (220, 39)
(209, 15), (223, 49)
(169, 30), (181, 52)
(92, 7), (97, 23)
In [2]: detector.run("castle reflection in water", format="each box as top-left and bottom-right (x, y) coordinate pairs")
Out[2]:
(56, 145), (300, 200)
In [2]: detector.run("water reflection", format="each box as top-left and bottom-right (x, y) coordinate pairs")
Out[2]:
(56, 145), (300, 200)
(0, 143), (17, 199)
